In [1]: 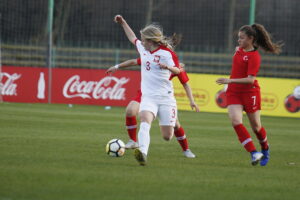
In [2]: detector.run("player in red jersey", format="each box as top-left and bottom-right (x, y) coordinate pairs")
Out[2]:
(107, 59), (199, 158)
(216, 24), (282, 166)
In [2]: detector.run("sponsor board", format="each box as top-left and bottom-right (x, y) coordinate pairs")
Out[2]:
(1, 66), (299, 118)
(173, 73), (300, 118)
(0, 66), (141, 106)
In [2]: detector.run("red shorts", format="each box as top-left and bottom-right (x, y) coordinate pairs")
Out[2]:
(131, 90), (142, 103)
(226, 90), (261, 113)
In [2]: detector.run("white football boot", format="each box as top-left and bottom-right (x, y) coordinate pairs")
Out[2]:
(183, 149), (196, 158)
(125, 139), (138, 149)
(251, 151), (264, 166)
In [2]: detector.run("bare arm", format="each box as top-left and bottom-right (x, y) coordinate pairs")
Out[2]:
(182, 83), (200, 112)
(106, 59), (138, 75)
(159, 64), (181, 74)
(216, 75), (256, 85)
(114, 15), (137, 45)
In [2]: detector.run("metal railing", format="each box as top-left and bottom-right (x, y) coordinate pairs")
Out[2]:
(2, 43), (300, 79)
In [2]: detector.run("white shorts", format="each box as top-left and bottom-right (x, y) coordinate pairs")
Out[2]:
(139, 96), (177, 127)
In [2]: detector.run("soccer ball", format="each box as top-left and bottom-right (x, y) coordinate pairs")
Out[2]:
(106, 139), (125, 157)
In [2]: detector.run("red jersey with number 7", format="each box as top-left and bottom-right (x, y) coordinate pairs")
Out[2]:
(227, 47), (261, 93)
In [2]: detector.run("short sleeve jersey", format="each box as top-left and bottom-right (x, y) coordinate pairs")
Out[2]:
(135, 39), (180, 97)
(227, 47), (261, 92)
(169, 67), (189, 84)
(138, 58), (189, 84)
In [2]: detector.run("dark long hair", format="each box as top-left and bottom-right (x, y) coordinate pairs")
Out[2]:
(239, 24), (282, 54)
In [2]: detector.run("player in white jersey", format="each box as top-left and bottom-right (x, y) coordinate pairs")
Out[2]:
(114, 15), (181, 165)
(106, 60), (199, 158)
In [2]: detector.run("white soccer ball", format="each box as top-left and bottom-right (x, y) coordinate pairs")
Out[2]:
(293, 86), (300, 99)
(106, 139), (125, 157)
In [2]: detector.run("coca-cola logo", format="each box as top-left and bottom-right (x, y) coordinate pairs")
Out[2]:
(0, 72), (21, 96)
(63, 75), (129, 100)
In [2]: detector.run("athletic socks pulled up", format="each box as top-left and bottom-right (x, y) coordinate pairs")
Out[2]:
(254, 127), (269, 150)
(174, 127), (189, 151)
(234, 124), (256, 152)
(138, 122), (151, 155)
(126, 116), (137, 142)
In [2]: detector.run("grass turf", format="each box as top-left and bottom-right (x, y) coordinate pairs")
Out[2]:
(0, 102), (299, 200)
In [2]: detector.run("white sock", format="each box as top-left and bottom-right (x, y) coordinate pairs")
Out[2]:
(138, 122), (151, 155)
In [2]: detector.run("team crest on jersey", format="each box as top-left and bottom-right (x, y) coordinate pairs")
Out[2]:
(153, 55), (161, 63)
(243, 56), (249, 61)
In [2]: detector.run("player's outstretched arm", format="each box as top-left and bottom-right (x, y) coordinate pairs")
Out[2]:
(106, 59), (138, 75)
(114, 15), (137, 45)
(216, 75), (255, 85)
(182, 83), (200, 112)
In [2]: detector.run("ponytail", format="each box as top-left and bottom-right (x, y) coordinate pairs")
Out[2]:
(251, 24), (282, 54)
(160, 33), (182, 50)
(240, 24), (283, 54)
(140, 24), (182, 50)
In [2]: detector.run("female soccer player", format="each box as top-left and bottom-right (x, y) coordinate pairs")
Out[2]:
(216, 24), (282, 166)
(114, 14), (183, 165)
(106, 60), (199, 158)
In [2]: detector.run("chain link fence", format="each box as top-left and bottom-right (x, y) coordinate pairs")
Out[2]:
(1, 0), (299, 78)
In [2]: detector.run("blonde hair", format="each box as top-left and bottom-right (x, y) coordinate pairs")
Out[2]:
(140, 24), (181, 50)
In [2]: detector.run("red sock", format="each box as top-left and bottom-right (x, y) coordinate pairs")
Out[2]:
(233, 124), (256, 152)
(126, 116), (137, 142)
(174, 127), (189, 151)
(254, 127), (269, 150)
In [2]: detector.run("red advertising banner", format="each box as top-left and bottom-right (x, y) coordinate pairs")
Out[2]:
(0, 66), (141, 106)
(0, 66), (48, 103)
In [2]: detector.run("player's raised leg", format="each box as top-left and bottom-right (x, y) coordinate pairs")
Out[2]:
(160, 126), (174, 141)
(158, 104), (177, 142)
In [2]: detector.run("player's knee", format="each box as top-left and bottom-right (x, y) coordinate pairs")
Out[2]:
(126, 107), (137, 117)
(252, 125), (261, 133)
(163, 135), (172, 141)
(126, 109), (135, 117)
(231, 119), (242, 127)
(174, 122), (180, 131)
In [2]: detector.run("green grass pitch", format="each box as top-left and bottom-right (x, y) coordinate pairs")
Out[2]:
(0, 102), (299, 200)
